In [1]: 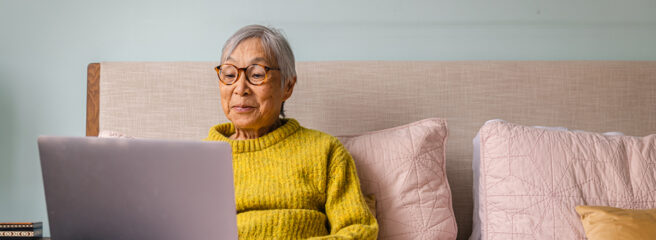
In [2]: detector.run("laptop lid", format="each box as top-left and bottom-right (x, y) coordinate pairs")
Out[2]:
(38, 136), (237, 240)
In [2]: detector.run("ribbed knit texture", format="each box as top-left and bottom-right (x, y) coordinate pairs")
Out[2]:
(205, 119), (378, 239)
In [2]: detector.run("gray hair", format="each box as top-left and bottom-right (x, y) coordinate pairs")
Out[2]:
(220, 25), (296, 88)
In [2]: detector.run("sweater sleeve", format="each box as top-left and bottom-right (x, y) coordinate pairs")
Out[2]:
(308, 142), (379, 240)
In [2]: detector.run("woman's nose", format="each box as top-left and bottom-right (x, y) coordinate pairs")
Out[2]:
(233, 73), (251, 96)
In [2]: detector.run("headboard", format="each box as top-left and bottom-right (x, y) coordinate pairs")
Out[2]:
(87, 61), (656, 239)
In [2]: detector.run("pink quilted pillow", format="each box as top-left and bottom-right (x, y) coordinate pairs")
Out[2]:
(338, 118), (458, 240)
(477, 121), (656, 239)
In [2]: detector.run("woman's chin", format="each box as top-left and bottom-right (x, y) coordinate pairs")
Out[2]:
(230, 117), (258, 129)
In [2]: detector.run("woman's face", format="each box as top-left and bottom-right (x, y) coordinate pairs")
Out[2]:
(219, 37), (294, 131)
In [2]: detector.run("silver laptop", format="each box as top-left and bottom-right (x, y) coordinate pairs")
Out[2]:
(38, 136), (238, 240)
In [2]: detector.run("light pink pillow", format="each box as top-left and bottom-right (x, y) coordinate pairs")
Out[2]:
(478, 121), (656, 239)
(338, 118), (458, 240)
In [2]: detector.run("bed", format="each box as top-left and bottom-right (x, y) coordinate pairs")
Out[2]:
(86, 61), (656, 239)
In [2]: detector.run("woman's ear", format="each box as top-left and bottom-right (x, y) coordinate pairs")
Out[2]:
(282, 76), (296, 101)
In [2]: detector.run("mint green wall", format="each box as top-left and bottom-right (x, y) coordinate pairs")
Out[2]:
(1, 0), (655, 237)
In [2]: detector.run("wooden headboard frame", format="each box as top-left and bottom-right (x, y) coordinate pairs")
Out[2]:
(86, 63), (100, 136)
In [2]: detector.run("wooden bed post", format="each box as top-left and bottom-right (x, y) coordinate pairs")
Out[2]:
(86, 63), (100, 136)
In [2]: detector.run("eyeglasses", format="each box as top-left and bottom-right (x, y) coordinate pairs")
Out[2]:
(214, 64), (280, 85)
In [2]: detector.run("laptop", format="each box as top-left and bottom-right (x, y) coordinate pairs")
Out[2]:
(38, 136), (238, 240)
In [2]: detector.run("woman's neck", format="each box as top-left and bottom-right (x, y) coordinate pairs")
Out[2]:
(230, 119), (282, 140)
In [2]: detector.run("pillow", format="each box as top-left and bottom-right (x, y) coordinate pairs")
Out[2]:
(476, 120), (656, 239)
(338, 118), (457, 240)
(575, 205), (656, 240)
(469, 120), (625, 240)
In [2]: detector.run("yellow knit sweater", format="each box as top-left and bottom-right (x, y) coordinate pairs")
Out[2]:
(204, 118), (378, 239)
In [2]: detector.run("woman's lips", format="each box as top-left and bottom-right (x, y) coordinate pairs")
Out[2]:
(232, 106), (256, 113)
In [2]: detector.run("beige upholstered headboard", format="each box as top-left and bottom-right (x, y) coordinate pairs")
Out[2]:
(87, 61), (656, 239)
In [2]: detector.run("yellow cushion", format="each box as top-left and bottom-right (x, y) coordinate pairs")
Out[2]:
(575, 205), (656, 240)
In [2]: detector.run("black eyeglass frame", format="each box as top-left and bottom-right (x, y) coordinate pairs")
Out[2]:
(214, 64), (280, 85)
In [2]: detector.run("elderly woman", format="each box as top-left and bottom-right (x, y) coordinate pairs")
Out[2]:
(204, 25), (378, 239)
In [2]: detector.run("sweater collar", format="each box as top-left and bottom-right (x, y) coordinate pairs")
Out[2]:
(207, 118), (300, 153)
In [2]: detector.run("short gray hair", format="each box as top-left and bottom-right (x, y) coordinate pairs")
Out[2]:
(220, 25), (296, 87)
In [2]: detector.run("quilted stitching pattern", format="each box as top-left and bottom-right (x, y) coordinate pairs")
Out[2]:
(478, 121), (656, 239)
(338, 118), (457, 240)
